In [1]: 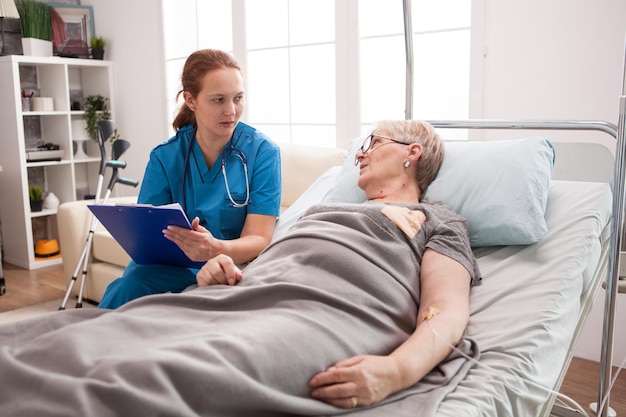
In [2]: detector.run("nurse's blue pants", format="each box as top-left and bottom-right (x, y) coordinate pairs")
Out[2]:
(98, 260), (199, 309)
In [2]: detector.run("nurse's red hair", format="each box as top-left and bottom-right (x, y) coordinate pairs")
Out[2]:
(172, 49), (242, 131)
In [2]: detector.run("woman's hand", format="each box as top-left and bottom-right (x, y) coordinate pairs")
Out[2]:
(163, 217), (223, 261)
(196, 254), (242, 286)
(309, 355), (400, 409)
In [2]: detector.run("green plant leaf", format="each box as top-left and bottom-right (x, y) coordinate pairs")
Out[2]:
(82, 95), (119, 141)
(17, 0), (52, 41)
(29, 185), (42, 201)
(90, 36), (106, 50)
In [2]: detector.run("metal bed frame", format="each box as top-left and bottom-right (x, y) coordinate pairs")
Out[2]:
(0, 164), (4, 296)
(0, 248), (5, 295)
(402, 1), (625, 416)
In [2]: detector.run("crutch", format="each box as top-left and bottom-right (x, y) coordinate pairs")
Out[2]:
(59, 120), (117, 309)
(73, 139), (138, 308)
(59, 121), (135, 309)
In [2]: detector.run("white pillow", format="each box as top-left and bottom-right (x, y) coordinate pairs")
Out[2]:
(424, 137), (555, 246)
(272, 166), (342, 241)
(321, 135), (555, 247)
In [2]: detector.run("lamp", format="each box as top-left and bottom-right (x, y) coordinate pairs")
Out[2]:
(0, 0), (19, 55)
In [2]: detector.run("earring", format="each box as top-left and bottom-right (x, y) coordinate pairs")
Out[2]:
(190, 106), (196, 111)
(404, 160), (410, 168)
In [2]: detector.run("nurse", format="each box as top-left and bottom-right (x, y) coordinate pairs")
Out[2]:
(98, 49), (282, 309)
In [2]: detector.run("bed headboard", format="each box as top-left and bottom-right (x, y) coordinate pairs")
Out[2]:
(550, 142), (614, 183)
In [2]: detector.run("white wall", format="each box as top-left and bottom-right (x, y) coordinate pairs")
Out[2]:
(470, 0), (626, 366)
(471, 0), (625, 148)
(81, 0), (169, 195)
(90, 0), (626, 365)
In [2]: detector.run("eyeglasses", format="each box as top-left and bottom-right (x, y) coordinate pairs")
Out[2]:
(354, 134), (411, 166)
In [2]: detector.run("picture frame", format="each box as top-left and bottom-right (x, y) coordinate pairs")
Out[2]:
(48, 4), (95, 59)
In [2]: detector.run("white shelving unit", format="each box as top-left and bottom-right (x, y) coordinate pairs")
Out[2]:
(0, 55), (115, 270)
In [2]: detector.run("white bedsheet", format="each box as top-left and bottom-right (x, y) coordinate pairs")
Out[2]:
(435, 180), (612, 417)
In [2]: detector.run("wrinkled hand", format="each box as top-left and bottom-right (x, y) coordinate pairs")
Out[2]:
(163, 217), (221, 262)
(196, 254), (242, 286)
(309, 355), (400, 409)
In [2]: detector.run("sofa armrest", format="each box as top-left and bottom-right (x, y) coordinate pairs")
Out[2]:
(57, 196), (136, 284)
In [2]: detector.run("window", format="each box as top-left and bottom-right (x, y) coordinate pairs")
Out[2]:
(359, 0), (470, 139)
(162, 0), (470, 145)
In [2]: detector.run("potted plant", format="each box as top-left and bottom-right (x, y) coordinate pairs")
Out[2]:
(90, 36), (106, 60)
(29, 185), (43, 212)
(16, 0), (52, 57)
(81, 94), (119, 155)
(82, 94), (118, 141)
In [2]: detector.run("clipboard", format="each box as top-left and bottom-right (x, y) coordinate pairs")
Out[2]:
(88, 203), (205, 269)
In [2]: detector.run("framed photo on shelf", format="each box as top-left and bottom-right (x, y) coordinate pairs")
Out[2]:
(49, 4), (95, 59)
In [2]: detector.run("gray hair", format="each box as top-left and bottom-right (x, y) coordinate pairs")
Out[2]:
(376, 120), (444, 194)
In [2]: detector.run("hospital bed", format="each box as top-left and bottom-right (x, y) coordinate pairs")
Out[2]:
(4, 128), (616, 417)
(0, 127), (617, 417)
(272, 122), (616, 417)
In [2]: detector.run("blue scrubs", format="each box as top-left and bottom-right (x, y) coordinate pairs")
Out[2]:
(99, 122), (282, 309)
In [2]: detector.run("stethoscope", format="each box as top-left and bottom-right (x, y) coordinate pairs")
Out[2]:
(181, 125), (250, 212)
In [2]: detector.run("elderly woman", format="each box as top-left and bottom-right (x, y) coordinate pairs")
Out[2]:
(0, 120), (480, 417)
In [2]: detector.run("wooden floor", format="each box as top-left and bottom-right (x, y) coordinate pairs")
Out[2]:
(1, 261), (625, 416)
(0, 262), (70, 312)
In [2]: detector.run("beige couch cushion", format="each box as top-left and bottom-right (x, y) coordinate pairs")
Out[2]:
(92, 224), (131, 267)
(280, 144), (346, 209)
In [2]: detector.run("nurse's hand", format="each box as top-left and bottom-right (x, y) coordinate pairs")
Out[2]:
(196, 254), (242, 286)
(163, 217), (223, 262)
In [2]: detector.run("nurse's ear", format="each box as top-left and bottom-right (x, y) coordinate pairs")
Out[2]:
(184, 91), (196, 112)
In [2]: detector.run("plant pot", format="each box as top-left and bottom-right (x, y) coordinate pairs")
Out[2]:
(30, 199), (43, 212)
(72, 119), (90, 140)
(85, 139), (105, 158)
(21, 38), (53, 57)
(91, 49), (104, 60)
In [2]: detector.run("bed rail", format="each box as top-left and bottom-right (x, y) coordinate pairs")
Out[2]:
(426, 119), (618, 138)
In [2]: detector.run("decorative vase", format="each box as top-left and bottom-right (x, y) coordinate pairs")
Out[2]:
(30, 199), (43, 212)
(43, 192), (60, 210)
(73, 139), (88, 159)
(71, 119), (90, 159)
(21, 38), (53, 57)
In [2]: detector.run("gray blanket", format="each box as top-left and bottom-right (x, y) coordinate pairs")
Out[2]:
(0, 202), (478, 417)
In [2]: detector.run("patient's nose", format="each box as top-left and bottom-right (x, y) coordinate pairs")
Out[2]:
(354, 150), (365, 166)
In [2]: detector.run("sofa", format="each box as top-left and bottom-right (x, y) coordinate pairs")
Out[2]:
(57, 143), (347, 303)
